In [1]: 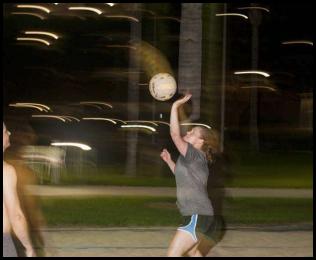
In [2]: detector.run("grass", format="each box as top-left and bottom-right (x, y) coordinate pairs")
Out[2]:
(36, 149), (313, 189)
(226, 150), (313, 188)
(39, 196), (313, 227)
(59, 172), (176, 187)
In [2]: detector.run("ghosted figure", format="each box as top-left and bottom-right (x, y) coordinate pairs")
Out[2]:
(3, 122), (35, 257)
(10, 161), (48, 257)
(160, 94), (226, 257)
(3, 120), (51, 257)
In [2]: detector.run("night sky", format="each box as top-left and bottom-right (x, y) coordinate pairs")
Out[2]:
(3, 3), (314, 159)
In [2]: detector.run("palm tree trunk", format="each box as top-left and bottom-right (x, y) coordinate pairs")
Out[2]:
(178, 3), (203, 123)
(248, 4), (262, 151)
(125, 3), (142, 176)
(201, 3), (225, 130)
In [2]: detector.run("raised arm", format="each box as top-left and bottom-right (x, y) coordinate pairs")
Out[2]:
(170, 94), (192, 157)
(3, 164), (35, 257)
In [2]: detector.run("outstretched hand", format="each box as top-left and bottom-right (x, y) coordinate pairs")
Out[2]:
(173, 93), (192, 107)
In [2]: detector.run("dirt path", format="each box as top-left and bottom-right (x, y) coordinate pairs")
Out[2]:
(40, 226), (313, 257)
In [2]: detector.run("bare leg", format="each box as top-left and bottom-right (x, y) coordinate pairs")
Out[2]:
(186, 241), (203, 257)
(167, 230), (198, 257)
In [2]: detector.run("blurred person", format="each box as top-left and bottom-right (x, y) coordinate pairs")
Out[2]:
(3, 122), (36, 257)
(11, 161), (48, 257)
(160, 94), (224, 257)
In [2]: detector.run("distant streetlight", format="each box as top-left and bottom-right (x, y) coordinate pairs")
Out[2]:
(237, 6), (270, 13)
(16, 37), (51, 46)
(24, 31), (59, 40)
(105, 3), (116, 7)
(51, 142), (92, 151)
(180, 123), (212, 129)
(32, 115), (68, 122)
(11, 12), (45, 20)
(79, 101), (113, 109)
(215, 13), (248, 20)
(17, 5), (51, 13)
(234, 70), (270, 77)
(121, 125), (156, 132)
(15, 102), (51, 111)
(82, 118), (117, 125)
(125, 120), (158, 126)
(281, 40), (313, 46)
(105, 15), (139, 23)
(68, 7), (103, 15)
(240, 86), (276, 91)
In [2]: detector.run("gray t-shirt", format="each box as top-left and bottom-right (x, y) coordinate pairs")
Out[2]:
(174, 143), (214, 216)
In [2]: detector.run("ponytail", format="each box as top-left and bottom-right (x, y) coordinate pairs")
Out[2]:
(197, 127), (220, 164)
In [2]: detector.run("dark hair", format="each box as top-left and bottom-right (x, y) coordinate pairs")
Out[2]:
(196, 127), (220, 164)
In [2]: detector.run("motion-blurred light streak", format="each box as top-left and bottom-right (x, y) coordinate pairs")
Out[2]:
(17, 5), (51, 14)
(24, 31), (59, 39)
(68, 7), (103, 15)
(216, 13), (248, 19)
(82, 118), (117, 124)
(180, 123), (212, 129)
(11, 12), (45, 20)
(234, 70), (270, 77)
(16, 37), (51, 46)
(32, 115), (67, 122)
(282, 40), (313, 46)
(51, 142), (92, 151)
(121, 125), (156, 132)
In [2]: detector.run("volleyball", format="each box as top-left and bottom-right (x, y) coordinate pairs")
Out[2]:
(149, 73), (177, 101)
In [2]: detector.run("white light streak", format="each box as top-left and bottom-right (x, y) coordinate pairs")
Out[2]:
(125, 121), (158, 126)
(234, 70), (270, 77)
(105, 15), (139, 22)
(82, 118), (117, 124)
(180, 123), (212, 129)
(237, 6), (270, 13)
(16, 103), (51, 111)
(17, 37), (51, 46)
(51, 142), (92, 151)
(61, 116), (80, 122)
(79, 102), (113, 109)
(9, 104), (46, 112)
(240, 86), (277, 91)
(69, 7), (103, 15)
(17, 5), (51, 14)
(153, 121), (170, 126)
(11, 12), (45, 20)
(25, 31), (59, 39)
(216, 13), (248, 19)
(32, 115), (67, 122)
(121, 125), (156, 132)
(281, 41), (313, 46)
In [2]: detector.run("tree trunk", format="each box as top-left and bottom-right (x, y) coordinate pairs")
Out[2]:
(178, 3), (203, 123)
(125, 3), (142, 176)
(201, 3), (225, 130)
(248, 3), (262, 151)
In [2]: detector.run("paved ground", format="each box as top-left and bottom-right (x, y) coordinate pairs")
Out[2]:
(26, 185), (313, 257)
(25, 185), (313, 198)
(40, 225), (313, 257)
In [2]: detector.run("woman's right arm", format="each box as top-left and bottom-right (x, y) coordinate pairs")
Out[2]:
(170, 94), (192, 157)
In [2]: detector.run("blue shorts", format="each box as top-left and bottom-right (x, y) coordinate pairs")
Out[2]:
(177, 214), (224, 243)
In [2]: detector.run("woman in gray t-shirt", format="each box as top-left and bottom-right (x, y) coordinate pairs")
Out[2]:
(160, 94), (223, 257)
